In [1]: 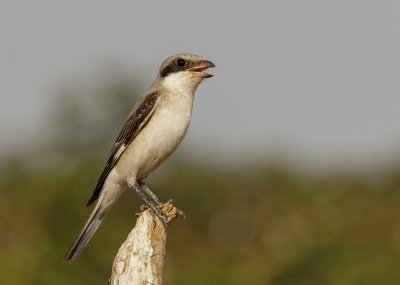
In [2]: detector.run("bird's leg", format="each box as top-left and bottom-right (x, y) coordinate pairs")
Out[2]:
(138, 180), (187, 219)
(128, 183), (168, 227)
(138, 179), (163, 206)
(138, 179), (187, 219)
(137, 179), (169, 220)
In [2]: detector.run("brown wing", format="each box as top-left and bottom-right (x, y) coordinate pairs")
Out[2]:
(86, 91), (159, 207)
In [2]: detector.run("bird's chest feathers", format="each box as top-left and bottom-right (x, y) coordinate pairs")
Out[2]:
(123, 91), (193, 177)
(117, 91), (194, 179)
(154, 91), (194, 138)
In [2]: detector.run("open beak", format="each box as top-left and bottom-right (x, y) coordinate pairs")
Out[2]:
(188, 60), (215, 78)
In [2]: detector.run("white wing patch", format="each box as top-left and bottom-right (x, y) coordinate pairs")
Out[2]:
(113, 143), (126, 162)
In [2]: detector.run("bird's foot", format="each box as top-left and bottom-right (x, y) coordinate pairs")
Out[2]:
(130, 184), (168, 227)
(136, 199), (185, 227)
(136, 204), (149, 215)
(137, 203), (169, 227)
(152, 206), (169, 227)
(157, 199), (186, 219)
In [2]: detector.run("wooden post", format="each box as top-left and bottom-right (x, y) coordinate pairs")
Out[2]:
(110, 200), (181, 285)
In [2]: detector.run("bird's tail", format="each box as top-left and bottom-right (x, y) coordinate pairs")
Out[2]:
(64, 200), (107, 263)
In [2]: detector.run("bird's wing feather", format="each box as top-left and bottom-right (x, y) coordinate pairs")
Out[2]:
(86, 90), (159, 207)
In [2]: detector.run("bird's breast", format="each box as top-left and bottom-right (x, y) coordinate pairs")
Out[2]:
(117, 90), (194, 179)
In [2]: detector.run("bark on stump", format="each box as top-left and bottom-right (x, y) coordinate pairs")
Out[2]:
(110, 200), (181, 285)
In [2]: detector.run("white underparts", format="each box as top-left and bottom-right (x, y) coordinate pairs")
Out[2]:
(161, 71), (203, 95)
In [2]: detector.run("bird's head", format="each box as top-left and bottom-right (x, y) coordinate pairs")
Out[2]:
(157, 53), (215, 93)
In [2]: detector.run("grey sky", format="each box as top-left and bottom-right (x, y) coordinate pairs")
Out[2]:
(1, 0), (400, 170)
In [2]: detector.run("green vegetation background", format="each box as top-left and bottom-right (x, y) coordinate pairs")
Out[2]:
(1, 75), (399, 284)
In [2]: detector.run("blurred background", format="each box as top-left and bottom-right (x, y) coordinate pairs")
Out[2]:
(1, 1), (400, 284)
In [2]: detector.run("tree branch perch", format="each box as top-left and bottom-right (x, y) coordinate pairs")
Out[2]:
(110, 200), (182, 285)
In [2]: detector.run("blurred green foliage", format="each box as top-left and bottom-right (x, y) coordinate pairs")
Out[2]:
(2, 157), (400, 284)
(1, 73), (399, 284)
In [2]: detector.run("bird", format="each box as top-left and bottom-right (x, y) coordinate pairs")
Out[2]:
(64, 53), (215, 263)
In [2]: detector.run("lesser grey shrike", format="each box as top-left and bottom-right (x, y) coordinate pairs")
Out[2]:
(64, 53), (215, 263)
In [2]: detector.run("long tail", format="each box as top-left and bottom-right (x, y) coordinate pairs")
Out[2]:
(64, 200), (108, 263)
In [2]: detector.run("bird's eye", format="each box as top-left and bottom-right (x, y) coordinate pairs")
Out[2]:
(177, 59), (186, 67)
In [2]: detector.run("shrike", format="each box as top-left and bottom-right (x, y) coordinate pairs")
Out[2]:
(64, 53), (215, 263)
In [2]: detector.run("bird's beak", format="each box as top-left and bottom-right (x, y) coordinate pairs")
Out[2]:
(188, 60), (215, 78)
